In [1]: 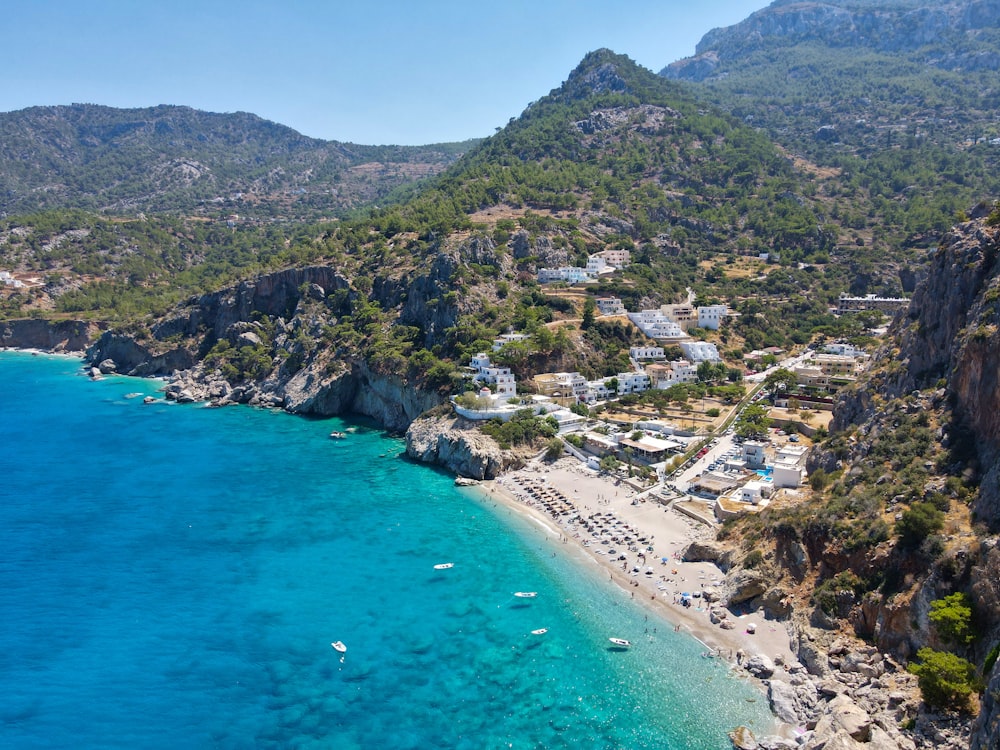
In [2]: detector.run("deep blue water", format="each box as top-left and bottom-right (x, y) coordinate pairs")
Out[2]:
(0, 351), (772, 749)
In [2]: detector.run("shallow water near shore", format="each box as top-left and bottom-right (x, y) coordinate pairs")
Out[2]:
(0, 351), (773, 748)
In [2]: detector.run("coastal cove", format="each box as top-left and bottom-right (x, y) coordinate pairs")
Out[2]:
(0, 351), (774, 749)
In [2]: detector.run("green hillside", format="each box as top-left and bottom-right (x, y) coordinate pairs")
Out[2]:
(0, 103), (475, 219)
(663, 0), (1000, 263)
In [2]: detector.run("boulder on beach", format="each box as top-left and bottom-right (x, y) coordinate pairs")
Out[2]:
(745, 654), (775, 679)
(728, 725), (758, 750)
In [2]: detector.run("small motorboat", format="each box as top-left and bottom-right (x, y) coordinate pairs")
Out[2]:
(433, 563), (454, 570)
(608, 638), (632, 648)
(329, 431), (347, 439)
(331, 641), (347, 653)
(514, 591), (537, 598)
(531, 628), (548, 635)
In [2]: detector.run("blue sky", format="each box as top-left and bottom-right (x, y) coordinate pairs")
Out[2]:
(3, 1), (767, 145)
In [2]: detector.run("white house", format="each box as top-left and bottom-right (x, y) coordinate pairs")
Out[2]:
(583, 380), (612, 403)
(492, 333), (530, 351)
(679, 341), (721, 362)
(596, 248), (631, 267)
(538, 267), (593, 284)
(742, 441), (767, 469)
(585, 255), (610, 275)
(737, 480), (769, 505)
(615, 371), (650, 395)
(772, 461), (804, 488)
(629, 346), (664, 360)
(823, 342), (864, 358)
(596, 297), (626, 315)
(645, 359), (696, 388)
(628, 310), (686, 340)
(697, 305), (728, 331)
(469, 353), (517, 400)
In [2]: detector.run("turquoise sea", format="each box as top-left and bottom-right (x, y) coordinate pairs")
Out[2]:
(0, 351), (773, 749)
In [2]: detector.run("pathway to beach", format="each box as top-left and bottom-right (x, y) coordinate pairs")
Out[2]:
(478, 456), (798, 674)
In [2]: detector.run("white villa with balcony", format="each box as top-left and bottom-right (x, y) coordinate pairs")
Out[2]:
(469, 353), (517, 401)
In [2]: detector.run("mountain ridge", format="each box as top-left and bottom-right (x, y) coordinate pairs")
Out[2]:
(0, 102), (476, 219)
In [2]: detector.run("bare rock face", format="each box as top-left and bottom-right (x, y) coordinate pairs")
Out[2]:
(0, 318), (98, 352)
(972, 641), (1000, 749)
(405, 413), (519, 480)
(725, 568), (769, 605)
(683, 539), (733, 569)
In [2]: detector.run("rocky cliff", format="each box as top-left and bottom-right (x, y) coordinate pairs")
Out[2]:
(85, 264), (449, 432)
(664, 0), (1000, 81)
(896, 209), (1000, 530)
(805, 206), (1000, 749)
(405, 414), (523, 480)
(0, 318), (99, 352)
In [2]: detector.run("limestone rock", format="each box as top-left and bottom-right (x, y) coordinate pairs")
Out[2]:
(405, 413), (519, 480)
(768, 680), (801, 725)
(683, 539), (728, 564)
(729, 725), (758, 750)
(829, 695), (872, 742)
(725, 569), (768, 605)
(746, 654), (775, 679)
(97, 358), (117, 374)
(237, 331), (263, 347)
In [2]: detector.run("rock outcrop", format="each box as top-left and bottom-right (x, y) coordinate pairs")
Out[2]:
(663, 0), (1000, 81)
(0, 318), (98, 352)
(405, 414), (522, 480)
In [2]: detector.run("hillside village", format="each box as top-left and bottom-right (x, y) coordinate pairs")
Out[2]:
(451, 272), (872, 525)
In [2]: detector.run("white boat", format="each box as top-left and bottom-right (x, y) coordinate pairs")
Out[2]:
(608, 638), (632, 648)
(531, 628), (548, 635)
(513, 591), (537, 598)
(433, 563), (454, 570)
(331, 641), (347, 653)
(329, 431), (347, 439)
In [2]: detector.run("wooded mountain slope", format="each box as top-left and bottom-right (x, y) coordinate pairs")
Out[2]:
(0, 104), (474, 219)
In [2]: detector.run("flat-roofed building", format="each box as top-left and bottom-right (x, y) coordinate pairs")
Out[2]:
(492, 333), (530, 351)
(697, 305), (728, 331)
(619, 435), (681, 462)
(680, 341), (721, 362)
(645, 359), (696, 387)
(630, 346), (664, 360)
(742, 440), (767, 469)
(534, 372), (587, 400)
(596, 297), (626, 315)
(837, 293), (909, 314)
(584, 432), (619, 456)
(615, 371), (651, 394)
(596, 248), (631, 267)
(662, 303), (698, 331)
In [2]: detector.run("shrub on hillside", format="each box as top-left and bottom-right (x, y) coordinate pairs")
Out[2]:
(895, 501), (944, 548)
(908, 648), (980, 712)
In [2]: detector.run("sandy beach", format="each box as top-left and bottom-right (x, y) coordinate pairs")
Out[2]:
(471, 455), (800, 730)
